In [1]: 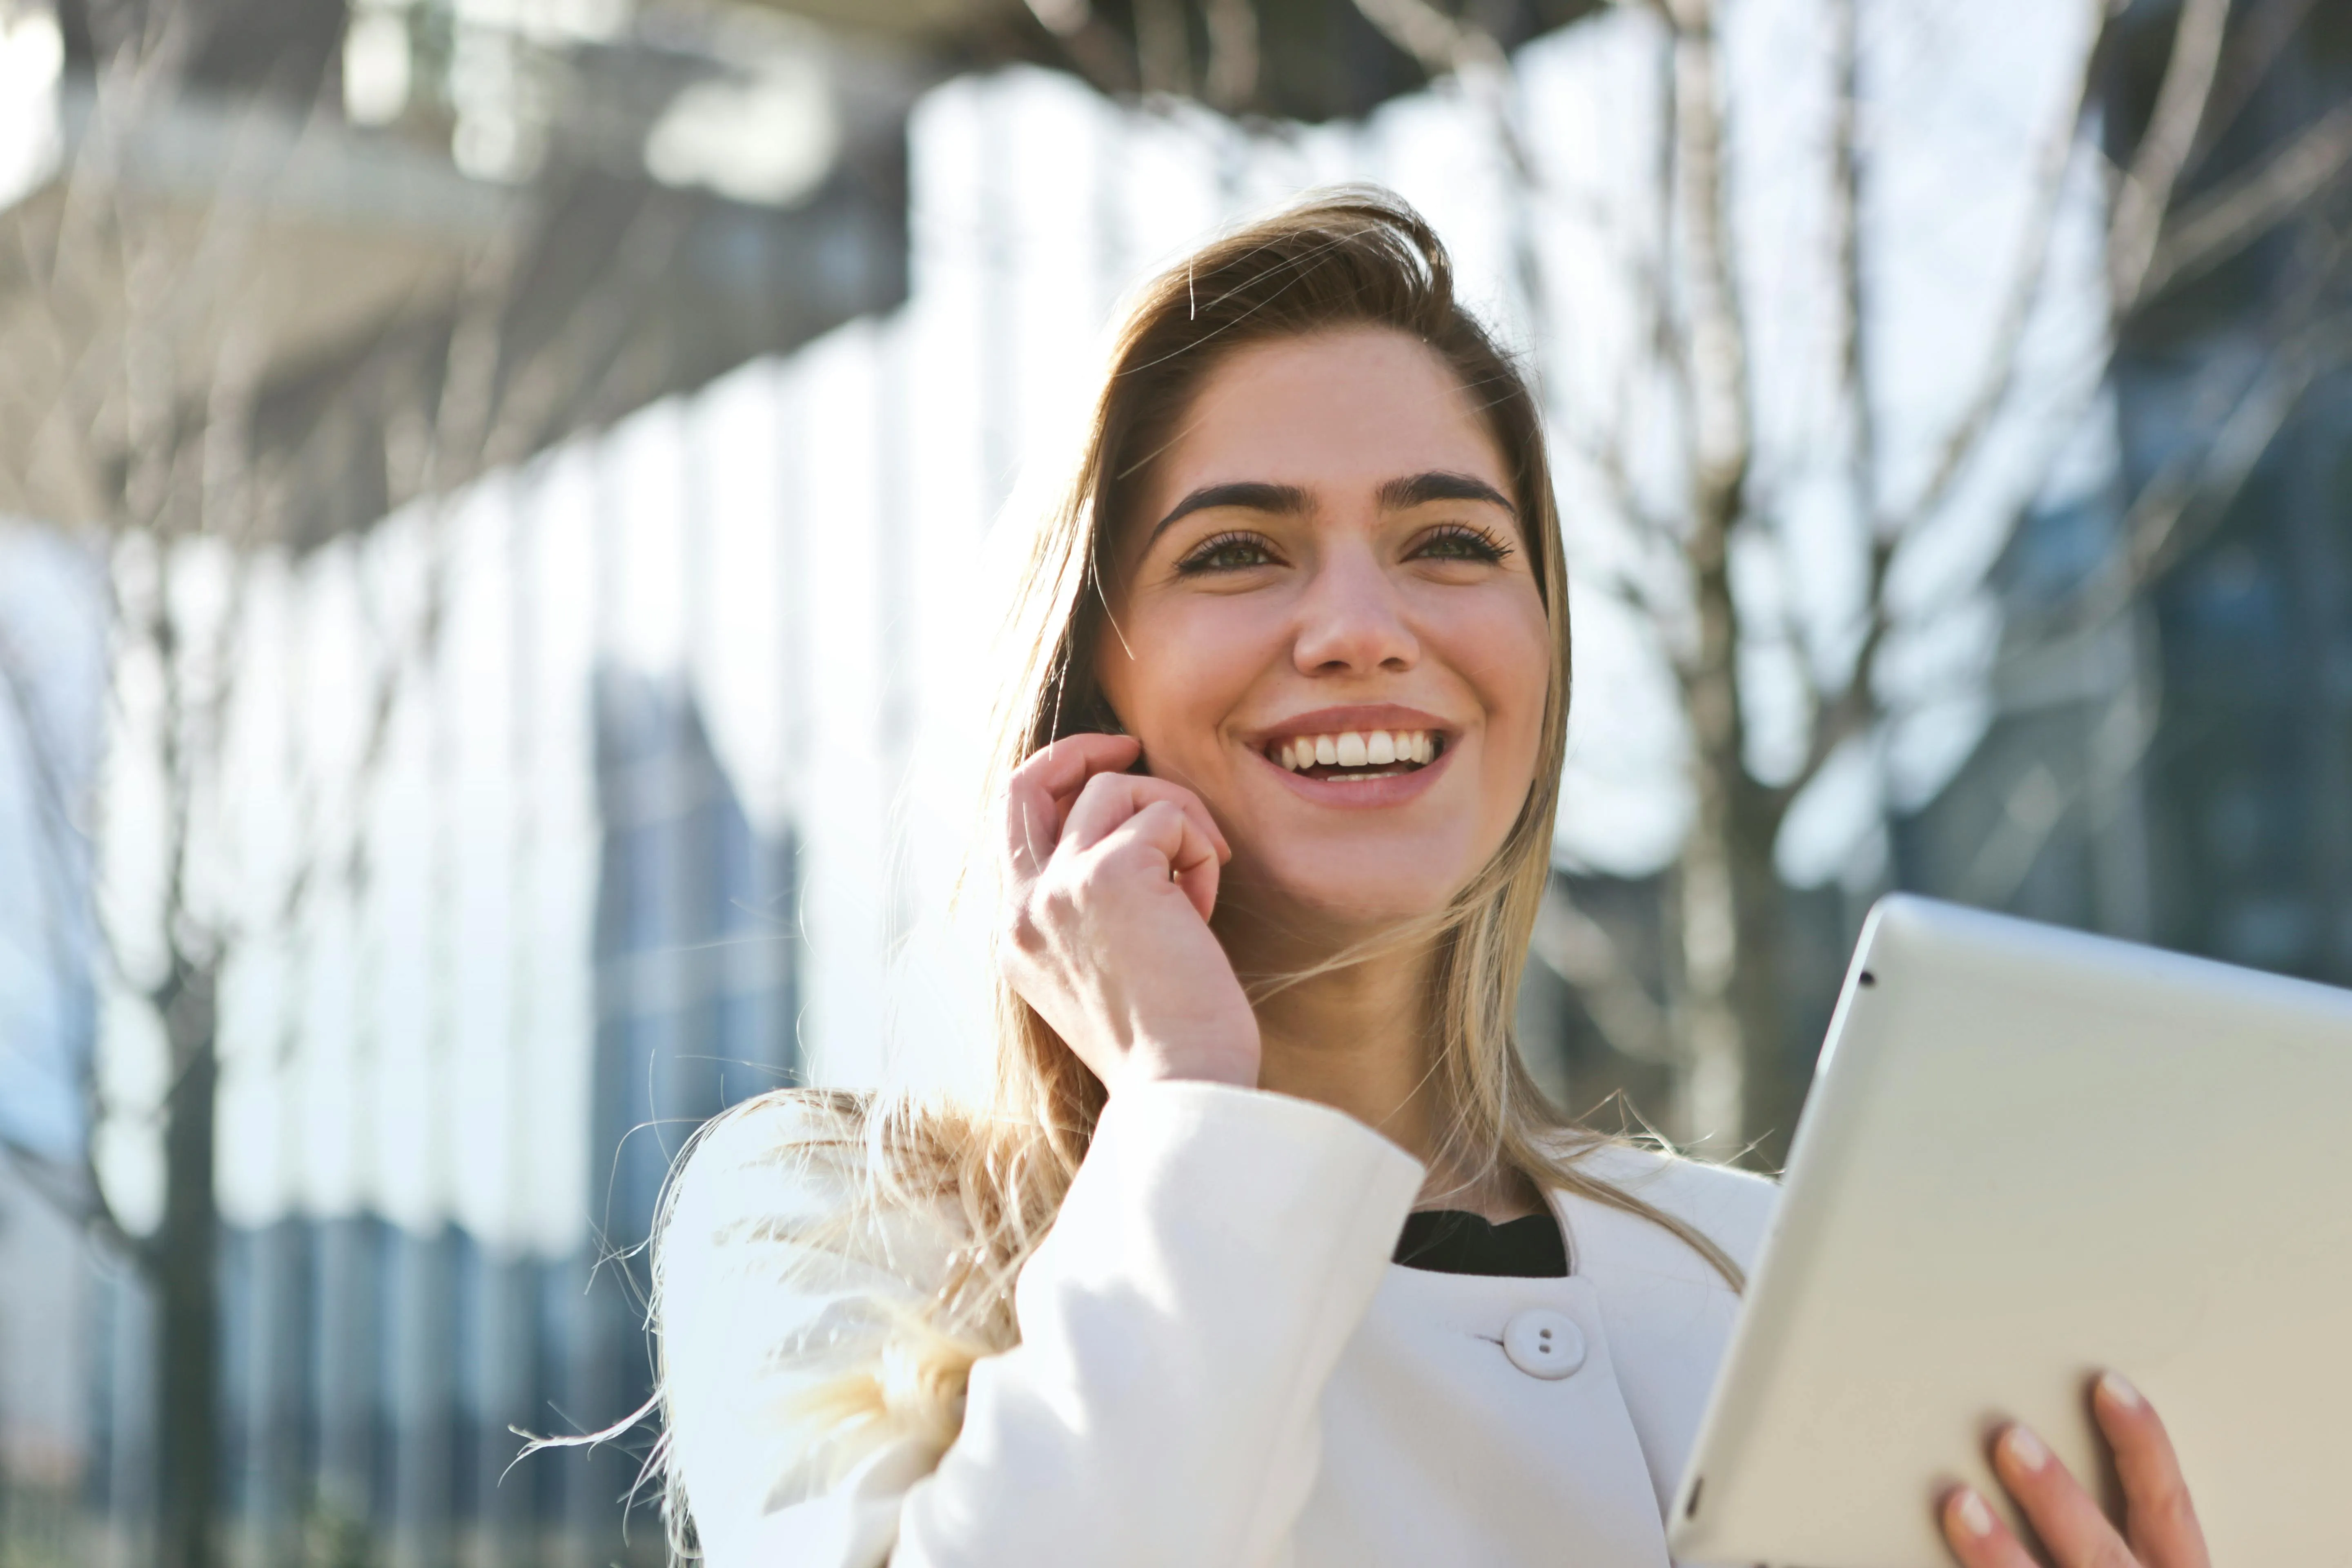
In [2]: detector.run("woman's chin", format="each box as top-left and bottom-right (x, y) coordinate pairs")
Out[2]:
(1219, 862), (1470, 947)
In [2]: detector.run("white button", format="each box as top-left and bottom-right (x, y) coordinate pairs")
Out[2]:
(1502, 1308), (1586, 1379)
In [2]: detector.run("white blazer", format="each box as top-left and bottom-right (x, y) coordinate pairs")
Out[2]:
(660, 1080), (1779, 1568)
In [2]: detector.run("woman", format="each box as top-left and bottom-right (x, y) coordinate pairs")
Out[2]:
(655, 190), (2207, 1568)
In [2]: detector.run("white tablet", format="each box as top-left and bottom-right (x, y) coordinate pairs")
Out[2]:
(1666, 895), (2352, 1568)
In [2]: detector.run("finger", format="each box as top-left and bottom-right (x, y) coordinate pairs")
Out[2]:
(1162, 808), (1223, 922)
(1061, 772), (1230, 864)
(1939, 1486), (2040, 1568)
(1002, 770), (1062, 883)
(1990, 1424), (2134, 1568)
(1022, 732), (1145, 810)
(2095, 1374), (2210, 1568)
(1096, 799), (1224, 922)
(1002, 735), (1142, 876)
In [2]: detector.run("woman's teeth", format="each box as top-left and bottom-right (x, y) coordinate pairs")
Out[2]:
(1271, 729), (1440, 776)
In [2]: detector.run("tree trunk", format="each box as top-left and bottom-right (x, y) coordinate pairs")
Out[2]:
(1663, 0), (1793, 1165)
(153, 956), (220, 1568)
(1727, 776), (1795, 1164)
(1674, 543), (1789, 1161)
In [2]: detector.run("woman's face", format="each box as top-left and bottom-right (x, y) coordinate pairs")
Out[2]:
(1096, 325), (1553, 938)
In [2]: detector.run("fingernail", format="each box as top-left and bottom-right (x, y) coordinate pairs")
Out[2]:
(2002, 1425), (2049, 1472)
(2099, 1370), (2143, 1410)
(1953, 1488), (1995, 1538)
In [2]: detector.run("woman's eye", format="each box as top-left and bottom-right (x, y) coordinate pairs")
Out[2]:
(1412, 524), (1512, 564)
(1175, 532), (1281, 574)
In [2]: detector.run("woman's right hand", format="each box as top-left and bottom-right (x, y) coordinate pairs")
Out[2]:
(996, 732), (1261, 1094)
(1939, 1372), (2209, 1568)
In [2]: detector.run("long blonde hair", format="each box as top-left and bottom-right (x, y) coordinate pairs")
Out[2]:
(651, 187), (1741, 1550)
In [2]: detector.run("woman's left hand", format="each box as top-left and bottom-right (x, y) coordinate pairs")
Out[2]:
(1940, 1372), (2209, 1568)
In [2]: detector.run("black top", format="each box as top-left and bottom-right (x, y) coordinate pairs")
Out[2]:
(1392, 1208), (1569, 1278)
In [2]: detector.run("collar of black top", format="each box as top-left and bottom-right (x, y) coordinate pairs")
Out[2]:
(1392, 1208), (1570, 1278)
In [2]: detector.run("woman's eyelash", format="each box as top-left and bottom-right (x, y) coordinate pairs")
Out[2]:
(1415, 523), (1512, 563)
(1174, 531), (1281, 574)
(1174, 523), (1510, 573)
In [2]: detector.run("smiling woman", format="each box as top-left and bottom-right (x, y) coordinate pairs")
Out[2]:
(647, 190), (2209, 1568)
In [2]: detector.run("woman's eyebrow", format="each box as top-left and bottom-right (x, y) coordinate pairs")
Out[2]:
(1147, 480), (1311, 545)
(1378, 470), (1516, 516)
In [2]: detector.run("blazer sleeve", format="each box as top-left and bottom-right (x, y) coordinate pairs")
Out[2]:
(661, 1080), (1428, 1568)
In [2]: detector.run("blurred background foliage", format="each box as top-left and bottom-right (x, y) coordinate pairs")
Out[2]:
(0, 0), (2346, 1564)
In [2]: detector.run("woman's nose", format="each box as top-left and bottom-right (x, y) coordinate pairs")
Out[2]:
(1292, 551), (1418, 675)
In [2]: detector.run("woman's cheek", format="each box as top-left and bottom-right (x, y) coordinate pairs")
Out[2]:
(1172, 601), (1285, 706)
(1453, 590), (1552, 818)
(1436, 587), (1549, 707)
(1128, 604), (1269, 781)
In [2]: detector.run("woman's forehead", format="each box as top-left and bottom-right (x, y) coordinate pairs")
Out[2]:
(1147, 327), (1510, 508)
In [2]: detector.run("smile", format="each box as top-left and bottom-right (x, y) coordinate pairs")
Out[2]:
(1266, 728), (1445, 781)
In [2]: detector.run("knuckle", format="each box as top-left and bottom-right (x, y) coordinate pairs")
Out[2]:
(1042, 872), (1096, 921)
(1109, 824), (1176, 863)
(998, 903), (1047, 956)
(1141, 779), (1203, 814)
(2143, 1478), (2196, 1530)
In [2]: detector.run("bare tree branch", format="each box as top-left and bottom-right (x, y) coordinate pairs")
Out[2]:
(2191, 0), (2319, 169)
(0, 1136), (143, 1265)
(1955, 763), (2071, 906)
(1203, 0), (1261, 112)
(1902, 0), (2109, 531)
(1782, 595), (1889, 809)
(470, 194), (695, 477)
(2116, 314), (2352, 586)
(1350, 0), (1506, 75)
(1788, 0), (2257, 813)
(2109, 0), (2232, 311)
(1830, 0), (1874, 524)
(1655, 0), (1752, 527)
(272, 195), (690, 952)
(0, 628), (90, 885)
(1815, 310), (2346, 810)
(1548, 0), (2326, 1156)
(1953, 673), (2165, 910)
(1780, 0), (1891, 775)
(1984, 300), (2352, 668)
(0, 629), (140, 1261)
(2141, 97), (2352, 300)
